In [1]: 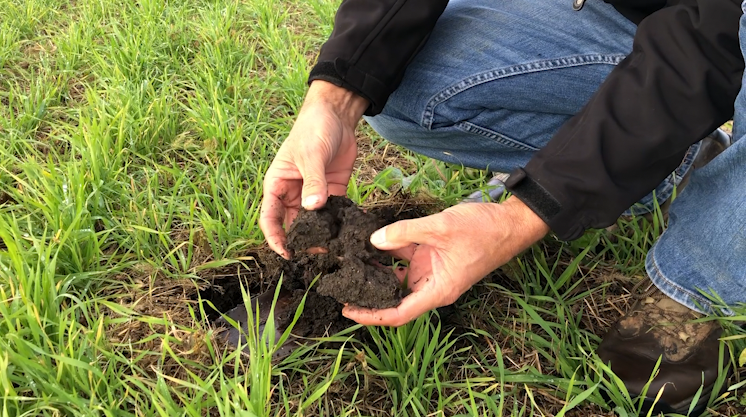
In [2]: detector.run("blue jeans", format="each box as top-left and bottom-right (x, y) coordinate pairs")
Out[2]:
(645, 4), (746, 315)
(366, 0), (745, 312)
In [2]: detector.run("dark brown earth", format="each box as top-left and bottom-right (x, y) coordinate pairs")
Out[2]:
(201, 258), (351, 340)
(204, 196), (435, 342)
(284, 195), (402, 309)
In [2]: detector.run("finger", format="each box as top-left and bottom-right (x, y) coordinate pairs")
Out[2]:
(284, 207), (300, 230)
(370, 217), (439, 251)
(387, 243), (417, 261)
(259, 196), (291, 260)
(342, 290), (437, 327)
(327, 183), (348, 197)
(297, 157), (328, 210)
(305, 247), (329, 255)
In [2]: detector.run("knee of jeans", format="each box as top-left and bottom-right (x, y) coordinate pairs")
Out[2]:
(364, 112), (431, 147)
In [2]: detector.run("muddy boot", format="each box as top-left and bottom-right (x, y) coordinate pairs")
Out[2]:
(596, 285), (725, 416)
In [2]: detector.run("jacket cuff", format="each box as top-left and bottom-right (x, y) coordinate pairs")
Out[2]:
(505, 168), (585, 241)
(309, 60), (390, 116)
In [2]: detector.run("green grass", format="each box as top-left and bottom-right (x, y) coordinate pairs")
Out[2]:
(1, 0), (745, 415)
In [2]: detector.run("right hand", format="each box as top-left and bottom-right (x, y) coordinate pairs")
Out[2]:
(260, 81), (369, 259)
(342, 198), (549, 326)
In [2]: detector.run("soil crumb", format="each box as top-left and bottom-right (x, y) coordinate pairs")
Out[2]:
(279, 196), (402, 309)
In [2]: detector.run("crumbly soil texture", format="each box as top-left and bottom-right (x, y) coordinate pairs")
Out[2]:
(284, 195), (404, 309)
(260, 196), (407, 335)
(202, 196), (431, 340)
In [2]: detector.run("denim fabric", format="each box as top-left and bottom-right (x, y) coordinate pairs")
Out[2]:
(645, 5), (746, 314)
(366, 0), (699, 215)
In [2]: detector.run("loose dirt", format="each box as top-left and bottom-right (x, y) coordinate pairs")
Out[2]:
(285, 195), (403, 309)
(203, 196), (435, 342)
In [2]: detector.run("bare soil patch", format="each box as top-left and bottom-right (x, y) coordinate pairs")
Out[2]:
(202, 196), (432, 345)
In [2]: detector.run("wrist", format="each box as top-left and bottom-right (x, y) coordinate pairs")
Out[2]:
(499, 196), (550, 250)
(305, 80), (369, 128)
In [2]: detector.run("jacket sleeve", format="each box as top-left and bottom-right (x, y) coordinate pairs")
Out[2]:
(308, 0), (449, 115)
(603, 0), (666, 23)
(506, 0), (743, 241)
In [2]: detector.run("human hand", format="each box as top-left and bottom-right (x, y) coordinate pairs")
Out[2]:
(260, 81), (369, 259)
(342, 197), (550, 326)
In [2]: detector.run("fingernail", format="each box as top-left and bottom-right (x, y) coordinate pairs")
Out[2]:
(302, 195), (320, 208)
(370, 228), (386, 246)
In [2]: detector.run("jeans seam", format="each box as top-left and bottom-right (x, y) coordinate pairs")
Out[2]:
(456, 121), (541, 152)
(676, 140), (701, 178)
(421, 54), (628, 129)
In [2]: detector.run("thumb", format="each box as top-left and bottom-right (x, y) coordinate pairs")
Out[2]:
(298, 160), (328, 210)
(370, 217), (438, 251)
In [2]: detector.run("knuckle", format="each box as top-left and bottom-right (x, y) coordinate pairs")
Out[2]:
(258, 214), (273, 230)
(424, 216), (448, 237)
(388, 221), (408, 241)
(393, 316), (408, 327)
(405, 218), (435, 239)
(299, 149), (327, 170)
(442, 292), (459, 306)
(439, 211), (460, 227)
(303, 177), (325, 190)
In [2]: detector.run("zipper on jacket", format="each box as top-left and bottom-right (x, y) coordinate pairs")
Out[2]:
(572, 0), (586, 11)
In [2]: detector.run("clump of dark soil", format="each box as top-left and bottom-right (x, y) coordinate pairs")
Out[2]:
(283, 195), (402, 309)
(203, 196), (436, 346)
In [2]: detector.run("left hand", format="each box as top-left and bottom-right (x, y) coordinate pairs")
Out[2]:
(342, 197), (549, 326)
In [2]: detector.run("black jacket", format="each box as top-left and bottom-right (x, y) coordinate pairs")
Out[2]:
(309, 0), (744, 240)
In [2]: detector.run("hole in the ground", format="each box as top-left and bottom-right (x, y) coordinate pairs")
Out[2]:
(196, 258), (266, 323)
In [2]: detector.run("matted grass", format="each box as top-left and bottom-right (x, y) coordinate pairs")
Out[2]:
(1, 0), (745, 415)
